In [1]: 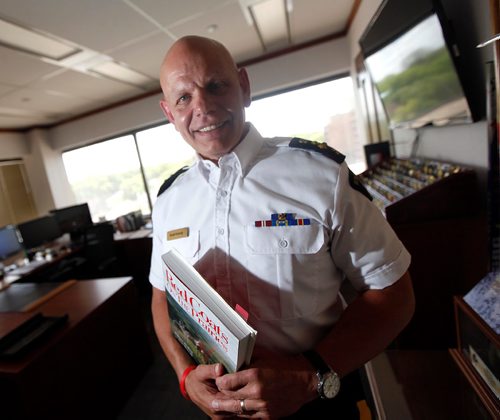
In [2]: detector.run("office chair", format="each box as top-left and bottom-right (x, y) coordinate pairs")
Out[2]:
(79, 222), (121, 279)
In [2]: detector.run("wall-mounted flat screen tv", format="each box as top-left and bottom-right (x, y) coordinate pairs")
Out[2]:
(359, 0), (483, 130)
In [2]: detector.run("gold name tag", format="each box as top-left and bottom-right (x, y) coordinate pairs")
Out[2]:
(167, 227), (189, 241)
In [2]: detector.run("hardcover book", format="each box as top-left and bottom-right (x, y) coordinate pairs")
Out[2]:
(162, 248), (257, 373)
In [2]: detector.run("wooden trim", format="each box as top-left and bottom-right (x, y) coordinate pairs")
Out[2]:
(363, 360), (386, 420)
(22, 280), (77, 312)
(449, 349), (500, 419)
(454, 296), (500, 348)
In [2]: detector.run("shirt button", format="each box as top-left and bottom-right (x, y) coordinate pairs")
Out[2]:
(217, 228), (225, 235)
(279, 239), (288, 248)
(220, 190), (227, 197)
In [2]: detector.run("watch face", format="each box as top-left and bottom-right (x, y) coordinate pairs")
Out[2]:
(322, 372), (341, 399)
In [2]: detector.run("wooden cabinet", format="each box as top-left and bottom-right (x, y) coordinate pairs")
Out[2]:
(0, 161), (37, 226)
(360, 158), (490, 349)
(0, 278), (152, 420)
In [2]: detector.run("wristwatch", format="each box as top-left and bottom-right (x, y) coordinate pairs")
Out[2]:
(303, 350), (341, 399)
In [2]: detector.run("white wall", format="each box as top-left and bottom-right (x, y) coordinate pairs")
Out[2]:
(23, 129), (76, 215)
(0, 131), (29, 159)
(49, 92), (165, 151)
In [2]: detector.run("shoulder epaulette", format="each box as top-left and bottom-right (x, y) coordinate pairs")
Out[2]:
(348, 169), (372, 201)
(289, 138), (345, 164)
(157, 166), (189, 197)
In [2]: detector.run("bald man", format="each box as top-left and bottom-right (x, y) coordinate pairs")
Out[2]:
(150, 36), (414, 419)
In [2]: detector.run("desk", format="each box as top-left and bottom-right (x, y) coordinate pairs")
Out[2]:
(2, 246), (84, 286)
(0, 278), (152, 420)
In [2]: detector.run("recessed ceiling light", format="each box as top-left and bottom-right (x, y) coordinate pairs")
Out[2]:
(206, 24), (218, 34)
(0, 17), (79, 60)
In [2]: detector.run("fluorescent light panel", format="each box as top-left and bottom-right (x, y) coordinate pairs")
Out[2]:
(90, 61), (154, 87)
(251, 0), (288, 48)
(0, 16), (154, 89)
(0, 18), (79, 60)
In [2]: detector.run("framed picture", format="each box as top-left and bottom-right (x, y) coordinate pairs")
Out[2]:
(364, 141), (391, 168)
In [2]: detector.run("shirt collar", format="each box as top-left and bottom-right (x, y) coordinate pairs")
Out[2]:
(195, 122), (264, 179)
(230, 122), (264, 177)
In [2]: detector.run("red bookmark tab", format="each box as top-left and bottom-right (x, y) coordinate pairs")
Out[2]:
(235, 304), (249, 321)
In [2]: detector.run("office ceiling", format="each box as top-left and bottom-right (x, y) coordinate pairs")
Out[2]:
(0, 0), (357, 132)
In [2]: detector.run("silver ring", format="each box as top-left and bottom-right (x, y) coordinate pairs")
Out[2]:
(239, 399), (247, 413)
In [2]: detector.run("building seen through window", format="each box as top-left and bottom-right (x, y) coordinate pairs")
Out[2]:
(62, 76), (363, 222)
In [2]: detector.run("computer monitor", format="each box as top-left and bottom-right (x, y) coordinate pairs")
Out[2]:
(0, 225), (23, 260)
(50, 203), (93, 234)
(17, 216), (62, 250)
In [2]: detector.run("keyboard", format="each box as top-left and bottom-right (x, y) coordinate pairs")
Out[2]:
(8, 259), (47, 276)
(0, 312), (68, 358)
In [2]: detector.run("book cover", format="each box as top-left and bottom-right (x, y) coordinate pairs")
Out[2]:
(162, 248), (257, 373)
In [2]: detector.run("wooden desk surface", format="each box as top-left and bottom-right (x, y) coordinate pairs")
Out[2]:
(0, 277), (132, 375)
(0, 277), (152, 420)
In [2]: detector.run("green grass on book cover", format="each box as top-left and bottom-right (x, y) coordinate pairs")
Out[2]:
(162, 249), (256, 373)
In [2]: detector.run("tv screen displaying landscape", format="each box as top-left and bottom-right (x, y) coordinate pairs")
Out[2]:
(364, 13), (472, 129)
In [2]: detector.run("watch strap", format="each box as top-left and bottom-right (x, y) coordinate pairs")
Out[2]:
(302, 350), (330, 374)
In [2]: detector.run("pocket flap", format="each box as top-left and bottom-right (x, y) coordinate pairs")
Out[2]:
(245, 224), (323, 254)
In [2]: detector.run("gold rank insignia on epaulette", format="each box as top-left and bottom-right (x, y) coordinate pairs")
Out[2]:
(289, 138), (345, 164)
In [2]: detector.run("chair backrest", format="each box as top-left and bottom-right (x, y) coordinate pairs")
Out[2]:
(83, 222), (115, 262)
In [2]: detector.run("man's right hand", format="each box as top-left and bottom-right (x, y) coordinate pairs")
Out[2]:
(185, 363), (230, 417)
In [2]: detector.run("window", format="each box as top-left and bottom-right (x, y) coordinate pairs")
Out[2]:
(63, 77), (361, 222)
(63, 125), (195, 222)
(246, 76), (364, 173)
(136, 124), (195, 205)
(63, 135), (148, 222)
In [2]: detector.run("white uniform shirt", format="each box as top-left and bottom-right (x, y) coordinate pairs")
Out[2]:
(150, 124), (411, 354)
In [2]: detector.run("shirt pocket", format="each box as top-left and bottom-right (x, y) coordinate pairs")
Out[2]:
(164, 230), (200, 264)
(244, 224), (325, 321)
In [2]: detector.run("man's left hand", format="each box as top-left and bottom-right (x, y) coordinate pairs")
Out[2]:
(211, 353), (317, 418)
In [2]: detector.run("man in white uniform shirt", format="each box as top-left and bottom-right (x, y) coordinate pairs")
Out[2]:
(150, 35), (415, 419)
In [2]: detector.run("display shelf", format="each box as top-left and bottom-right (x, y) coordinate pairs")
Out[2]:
(360, 157), (489, 349)
(360, 157), (480, 225)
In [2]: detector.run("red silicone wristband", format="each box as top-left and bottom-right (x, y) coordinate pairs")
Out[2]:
(180, 365), (197, 400)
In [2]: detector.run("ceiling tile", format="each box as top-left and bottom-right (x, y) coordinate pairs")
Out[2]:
(35, 68), (150, 101)
(0, 0), (158, 52)
(168, 2), (264, 63)
(0, 86), (105, 117)
(0, 45), (60, 86)
(0, 83), (16, 97)
(129, 0), (232, 27)
(108, 30), (173, 79)
(290, 0), (353, 43)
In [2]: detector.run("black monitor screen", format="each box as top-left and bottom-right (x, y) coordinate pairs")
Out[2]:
(0, 225), (23, 260)
(50, 203), (93, 234)
(17, 216), (62, 250)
